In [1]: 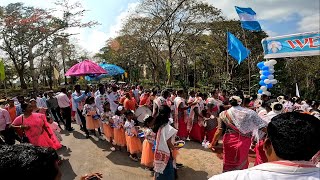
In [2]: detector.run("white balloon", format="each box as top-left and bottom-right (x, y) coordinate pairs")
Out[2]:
(271, 79), (278, 84)
(264, 91), (271, 96)
(268, 75), (274, 80)
(260, 86), (267, 91)
(269, 59), (277, 65)
(264, 79), (271, 84)
(264, 61), (271, 67)
(269, 69), (275, 74)
(259, 70), (263, 74)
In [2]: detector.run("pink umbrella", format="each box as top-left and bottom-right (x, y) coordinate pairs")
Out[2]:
(65, 59), (107, 76)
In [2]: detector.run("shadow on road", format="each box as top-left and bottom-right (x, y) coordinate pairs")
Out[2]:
(57, 145), (72, 157)
(72, 130), (87, 139)
(178, 166), (209, 180)
(182, 140), (213, 153)
(106, 151), (142, 168)
(60, 159), (77, 180)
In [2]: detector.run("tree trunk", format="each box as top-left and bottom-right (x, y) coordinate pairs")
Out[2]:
(17, 70), (28, 89)
(28, 48), (38, 92)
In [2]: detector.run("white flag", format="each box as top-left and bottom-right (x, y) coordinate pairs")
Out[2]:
(295, 83), (300, 97)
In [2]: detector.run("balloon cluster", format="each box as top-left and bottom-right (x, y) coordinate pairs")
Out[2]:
(257, 59), (278, 95)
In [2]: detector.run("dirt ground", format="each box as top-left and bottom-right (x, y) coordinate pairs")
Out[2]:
(57, 123), (255, 180)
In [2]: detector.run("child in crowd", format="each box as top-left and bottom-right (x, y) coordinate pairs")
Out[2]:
(83, 97), (102, 139)
(141, 116), (155, 170)
(47, 116), (62, 142)
(124, 110), (142, 161)
(113, 106), (126, 151)
(101, 101), (116, 151)
(203, 110), (218, 145)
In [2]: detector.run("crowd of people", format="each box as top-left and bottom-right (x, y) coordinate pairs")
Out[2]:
(0, 82), (319, 180)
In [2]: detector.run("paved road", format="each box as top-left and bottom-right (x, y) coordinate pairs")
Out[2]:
(57, 123), (224, 180)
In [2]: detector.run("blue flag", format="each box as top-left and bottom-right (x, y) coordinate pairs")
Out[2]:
(227, 32), (250, 64)
(235, 6), (261, 31)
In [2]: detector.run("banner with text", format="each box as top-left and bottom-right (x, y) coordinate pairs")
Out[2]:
(262, 31), (320, 58)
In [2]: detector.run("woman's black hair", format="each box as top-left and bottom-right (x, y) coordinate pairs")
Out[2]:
(201, 109), (207, 116)
(229, 98), (239, 106)
(124, 110), (133, 117)
(21, 103), (29, 113)
(143, 116), (154, 127)
(115, 109), (122, 116)
(153, 105), (171, 133)
(273, 103), (283, 111)
(103, 101), (110, 112)
(85, 96), (94, 104)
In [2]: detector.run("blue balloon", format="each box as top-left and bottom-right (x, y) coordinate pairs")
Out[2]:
(257, 62), (264, 69)
(262, 71), (270, 76)
(260, 75), (268, 80)
(258, 89), (263, 94)
(259, 80), (266, 86)
(266, 84), (273, 89)
(262, 66), (269, 71)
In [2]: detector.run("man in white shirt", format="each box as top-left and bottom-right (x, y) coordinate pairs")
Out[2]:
(56, 88), (73, 131)
(209, 112), (320, 180)
(108, 85), (119, 113)
(33, 94), (47, 109)
(152, 90), (170, 118)
(95, 86), (109, 114)
(0, 103), (13, 144)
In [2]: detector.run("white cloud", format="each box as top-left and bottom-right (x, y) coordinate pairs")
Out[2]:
(298, 13), (320, 32)
(202, 0), (320, 36)
(203, 0), (319, 21)
(65, 2), (140, 55)
(105, 2), (140, 40)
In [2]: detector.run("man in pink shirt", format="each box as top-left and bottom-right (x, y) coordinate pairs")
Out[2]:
(56, 88), (73, 131)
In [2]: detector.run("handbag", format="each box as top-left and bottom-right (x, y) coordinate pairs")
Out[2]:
(21, 116), (30, 143)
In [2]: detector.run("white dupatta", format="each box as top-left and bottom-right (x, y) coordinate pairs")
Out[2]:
(225, 106), (267, 140)
(154, 123), (178, 174)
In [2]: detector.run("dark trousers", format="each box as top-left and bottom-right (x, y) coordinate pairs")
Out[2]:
(51, 107), (65, 125)
(61, 106), (72, 130)
(77, 108), (89, 135)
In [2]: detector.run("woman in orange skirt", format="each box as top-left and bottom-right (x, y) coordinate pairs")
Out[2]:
(124, 110), (142, 161)
(83, 97), (101, 137)
(101, 102), (116, 151)
(141, 116), (155, 169)
(113, 106), (126, 151)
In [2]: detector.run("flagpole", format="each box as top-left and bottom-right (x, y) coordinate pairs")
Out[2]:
(241, 28), (251, 95)
(226, 30), (229, 79)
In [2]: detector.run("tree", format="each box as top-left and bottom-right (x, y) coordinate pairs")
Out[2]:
(0, 0), (97, 91)
(136, 0), (224, 85)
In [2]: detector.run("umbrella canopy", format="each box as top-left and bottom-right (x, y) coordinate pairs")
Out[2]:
(100, 62), (125, 76)
(65, 60), (107, 76)
(85, 62), (125, 81)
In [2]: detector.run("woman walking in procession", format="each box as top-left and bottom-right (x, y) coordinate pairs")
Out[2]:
(153, 105), (178, 180)
(209, 96), (267, 172)
(11, 103), (62, 150)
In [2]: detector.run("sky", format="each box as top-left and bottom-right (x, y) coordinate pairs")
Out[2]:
(1, 0), (319, 55)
